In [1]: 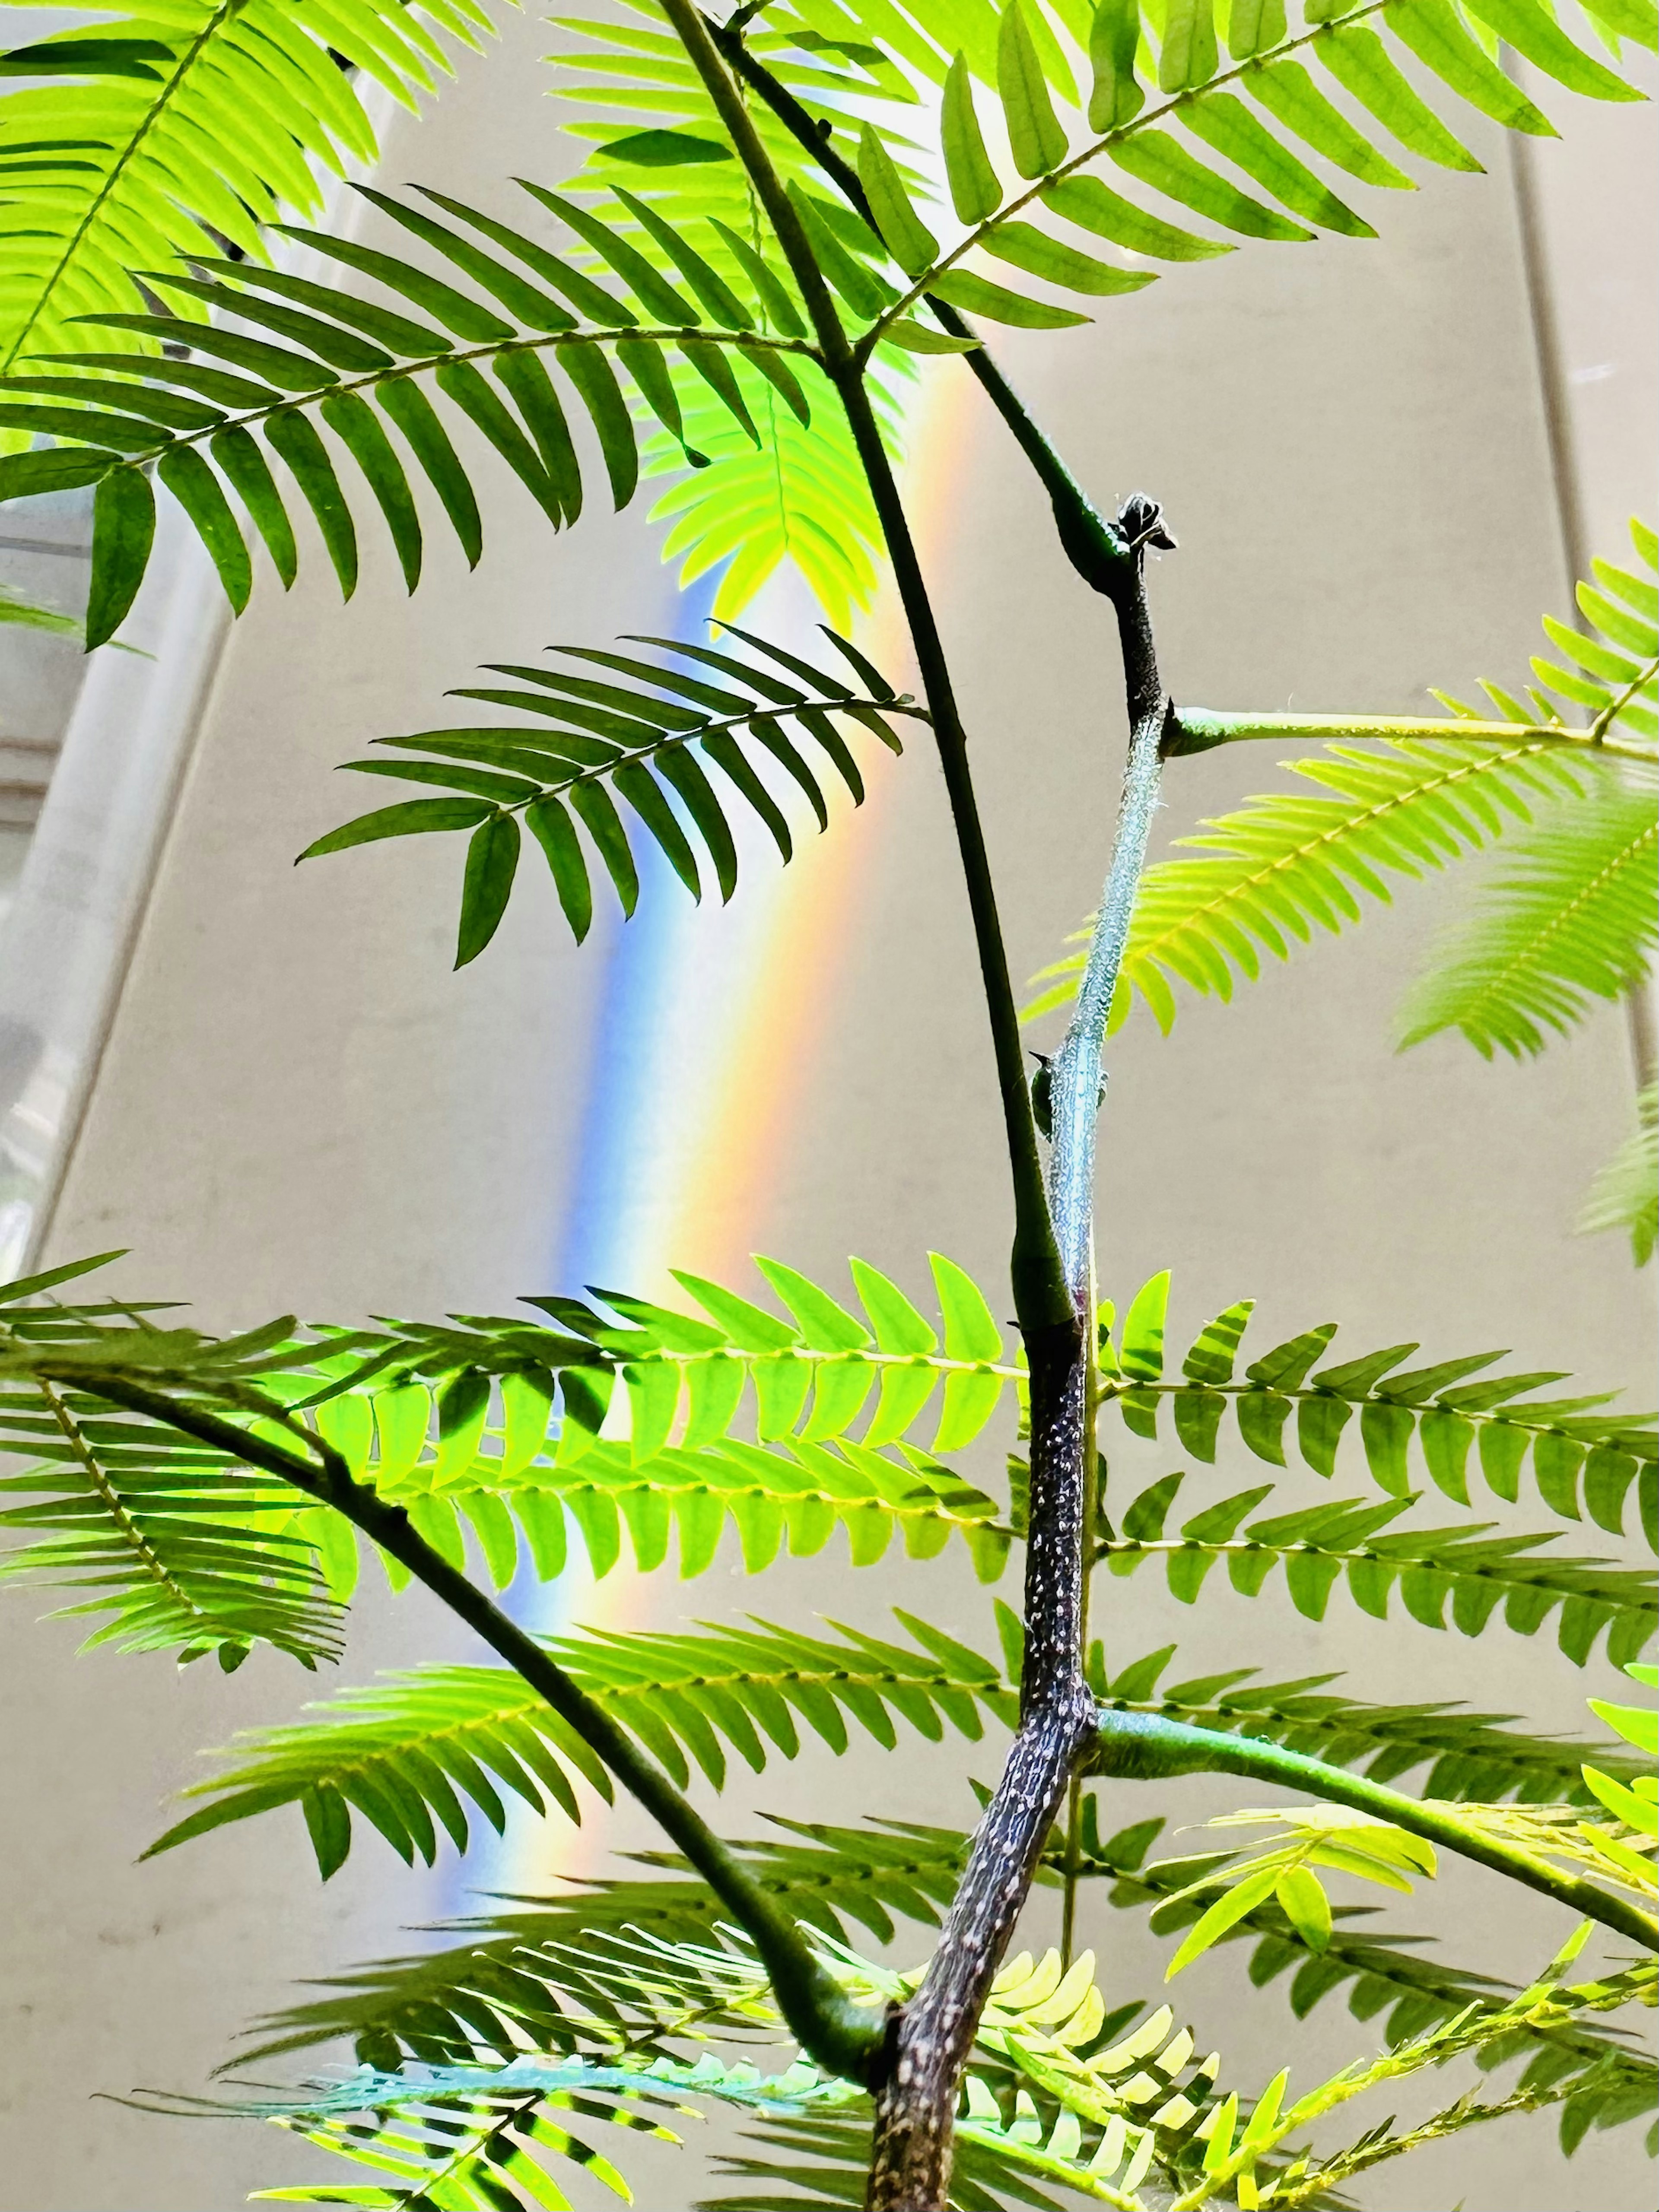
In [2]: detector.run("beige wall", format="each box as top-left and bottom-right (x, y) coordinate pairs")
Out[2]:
(3, 13), (1654, 2208)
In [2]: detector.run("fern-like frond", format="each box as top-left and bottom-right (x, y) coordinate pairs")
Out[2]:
(1396, 778), (1657, 1057)
(236, 1933), (1235, 2212)
(755, 0), (1651, 349)
(1027, 730), (1600, 1028)
(1175, 1931), (1657, 2209)
(0, 1253), (1022, 1599)
(544, 1), (916, 623)
(0, 181), (827, 644)
(146, 1612), (1005, 1874)
(1028, 520), (1659, 1031)
(1090, 1271), (1657, 1548)
(1091, 1469), (1654, 1666)
(301, 625), (922, 962)
(0, 1260), (341, 1667)
(1580, 1082), (1658, 1268)
(242, 1804), (1653, 2164)
(0, 0), (492, 388)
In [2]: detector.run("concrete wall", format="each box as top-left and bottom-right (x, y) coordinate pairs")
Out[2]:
(2, 12), (1653, 2208)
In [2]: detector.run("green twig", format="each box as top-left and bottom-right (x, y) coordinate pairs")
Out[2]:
(71, 1368), (885, 2085)
(1093, 1709), (1658, 1950)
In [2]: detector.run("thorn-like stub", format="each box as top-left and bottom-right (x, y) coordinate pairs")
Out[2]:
(1116, 491), (1175, 554)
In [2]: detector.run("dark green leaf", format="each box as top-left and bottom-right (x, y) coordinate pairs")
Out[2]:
(558, 343), (638, 510)
(432, 359), (563, 525)
(264, 411), (358, 598)
(526, 795), (593, 942)
(427, 187), (637, 327)
(709, 220), (804, 336)
(319, 390), (422, 591)
(569, 780), (639, 916)
(613, 762), (700, 898)
(212, 427), (298, 589)
(455, 813), (521, 968)
(0, 444), (115, 503)
(656, 744), (737, 901)
(595, 129), (734, 167)
(524, 190), (696, 324)
(276, 225), (517, 343)
(156, 446), (251, 613)
(375, 379), (483, 568)
(353, 187), (579, 333)
(299, 798), (493, 861)
(610, 187), (751, 327)
(492, 351), (583, 520)
(86, 465), (155, 646)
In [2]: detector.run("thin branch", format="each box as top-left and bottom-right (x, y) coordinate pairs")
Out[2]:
(702, 10), (1130, 598)
(664, 0), (1069, 1333)
(1092, 1709), (1659, 1950)
(68, 1368), (885, 2085)
(1165, 706), (1656, 763)
(1045, 498), (1174, 1300)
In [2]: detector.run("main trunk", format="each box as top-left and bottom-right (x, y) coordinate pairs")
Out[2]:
(864, 1320), (1093, 2209)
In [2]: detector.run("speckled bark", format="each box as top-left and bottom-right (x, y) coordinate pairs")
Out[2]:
(864, 1320), (1095, 2210)
(864, 502), (1173, 2211)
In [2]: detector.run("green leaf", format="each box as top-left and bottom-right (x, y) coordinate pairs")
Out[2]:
(1317, 26), (1484, 171)
(454, 814), (520, 968)
(596, 128), (734, 167)
(927, 270), (1091, 328)
(1397, 784), (1656, 1060)
(1179, 97), (1375, 236)
(1040, 175), (1231, 262)
(1274, 1865), (1333, 1951)
(1159, 0), (1219, 92)
(265, 409), (358, 598)
(942, 54), (1004, 225)
(1166, 1865), (1282, 1974)
(1089, 0), (1147, 130)
(318, 390), (423, 591)
(559, 341), (639, 510)
(86, 465), (155, 646)
(1109, 132), (1315, 241)
(1228, 0), (1288, 58)
(211, 426), (299, 588)
(1389, 0), (1557, 135)
(982, 223), (1156, 296)
(299, 797), (493, 860)
(493, 349), (583, 518)
(857, 124), (939, 278)
(1461, 0), (1644, 99)
(997, 0), (1070, 179)
(156, 447), (252, 613)
(525, 795), (593, 943)
(1246, 62), (1414, 190)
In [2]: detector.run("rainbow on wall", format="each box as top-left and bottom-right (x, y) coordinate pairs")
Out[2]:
(454, 365), (975, 1904)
